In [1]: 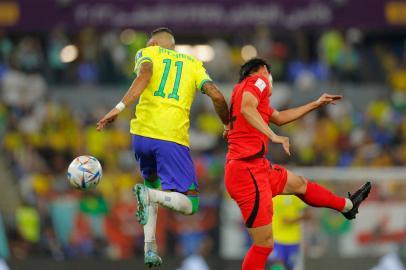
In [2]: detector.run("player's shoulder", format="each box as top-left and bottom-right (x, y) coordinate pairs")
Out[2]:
(187, 53), (202, 64)
(140, 45), (160, 53)
(179, 51), (201, 66)
(193, 57), (204, 67)
(135, 46), (159, 61)
(245, 75), (269, 93)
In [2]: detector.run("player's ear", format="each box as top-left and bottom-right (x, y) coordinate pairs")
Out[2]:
(263, 65), (270, 76)
(258, 65), (268, 78)
(147, 38), (157, 47)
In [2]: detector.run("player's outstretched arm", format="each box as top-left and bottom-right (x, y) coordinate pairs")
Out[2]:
(269, 93), (342, 126)
(202, 82), (230, 125)
(96, 62), (153, 131)
(241, 91), (290, 155)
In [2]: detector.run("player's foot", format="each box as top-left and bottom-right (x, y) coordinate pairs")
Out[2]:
(133, 184), (149, 225)
(144, 250), (162, 268)
(342, 181), (372, 220)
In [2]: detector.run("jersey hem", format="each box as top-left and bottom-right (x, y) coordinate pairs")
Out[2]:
(130, 130), (190, 148)
(273, 240), (302, 246)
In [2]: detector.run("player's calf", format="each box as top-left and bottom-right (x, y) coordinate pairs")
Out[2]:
(285, 170), (351, 212)
(284, 171), (371, 219)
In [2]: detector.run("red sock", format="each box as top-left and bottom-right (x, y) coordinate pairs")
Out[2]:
(298, 181), (345, 211)
(242, 245), (273, 270)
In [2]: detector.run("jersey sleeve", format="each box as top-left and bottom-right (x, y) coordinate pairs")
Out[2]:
(194, 61), (212, 93)
(133, 47), (155, 75)
(243, 76), (268, 102)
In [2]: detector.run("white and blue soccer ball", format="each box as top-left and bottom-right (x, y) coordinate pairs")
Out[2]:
(67, 155), (102, 190)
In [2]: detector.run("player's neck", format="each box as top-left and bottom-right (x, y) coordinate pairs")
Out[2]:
(158, 44), (175, 51)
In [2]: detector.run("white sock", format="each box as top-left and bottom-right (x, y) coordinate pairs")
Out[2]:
(148, 189), (192, 215)
(342, 198), (353, 213)
(144, 202), (158, 253)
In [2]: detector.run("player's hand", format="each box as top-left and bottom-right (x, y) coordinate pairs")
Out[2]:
(96, 108), (120, 131)
(316, 93), (342, 107)
(223, 125), (229, 141)
(271, 135), (290, 156)
(223, 130), (229, 141)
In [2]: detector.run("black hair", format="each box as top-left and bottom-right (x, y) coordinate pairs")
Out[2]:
(151, 27), (174, 37)
(239, 58), (271, 82)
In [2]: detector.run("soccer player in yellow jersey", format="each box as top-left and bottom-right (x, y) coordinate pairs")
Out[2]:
(96, 27), (229, 267)
(270, 195), (309, 270)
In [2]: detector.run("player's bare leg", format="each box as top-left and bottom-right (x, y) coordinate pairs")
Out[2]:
(247, 223), (273, 248)
(282, 170), (371, 220)
(243, 223), (274, 270)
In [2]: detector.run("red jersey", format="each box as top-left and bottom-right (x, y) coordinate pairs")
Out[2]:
(226, 74), (274, 160)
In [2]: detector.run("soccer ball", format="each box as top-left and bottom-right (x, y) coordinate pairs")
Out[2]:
(67, 155), (102, 190)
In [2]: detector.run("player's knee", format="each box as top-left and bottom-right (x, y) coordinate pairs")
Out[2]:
(296, 176), (308, 194)
(144, 177), (161, 189)
(263, 235), (274, 248)
(251, 226), (273, 248)
(255, 233), (274, 248)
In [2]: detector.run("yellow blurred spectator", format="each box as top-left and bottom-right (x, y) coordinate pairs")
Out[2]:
(367, 100), (391, 124)
(390, 69), (406, 92)
(16, 205), (40, 243)
(319, 30), (344, 67)
(196, 112), (223, 135)
(32, 174), (51, 196)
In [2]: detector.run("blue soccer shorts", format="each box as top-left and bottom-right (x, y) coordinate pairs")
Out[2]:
(132, 134), (199, 193)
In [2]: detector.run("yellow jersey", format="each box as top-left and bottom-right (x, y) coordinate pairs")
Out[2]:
(130, 46), (212, 147)
(273, 195), (306, 244)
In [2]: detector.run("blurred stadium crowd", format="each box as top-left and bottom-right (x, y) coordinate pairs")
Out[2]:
(0, 26), (406, 261)
(1, 26), (406, 86)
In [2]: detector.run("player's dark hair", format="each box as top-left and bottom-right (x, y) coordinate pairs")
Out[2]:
(151, 27), (174, 37)
(239, 58), (271, 82)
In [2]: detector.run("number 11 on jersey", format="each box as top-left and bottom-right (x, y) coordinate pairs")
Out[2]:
(154, 59), (183, 101)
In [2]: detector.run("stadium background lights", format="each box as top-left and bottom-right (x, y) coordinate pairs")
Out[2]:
(120, 29), (136, 45)
(175, 44), (215, 62)
(60, 44), (78, 63)
(241, 44), (258, 61)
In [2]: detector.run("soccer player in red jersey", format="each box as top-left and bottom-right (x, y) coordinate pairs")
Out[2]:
(224, 58), (371, 270)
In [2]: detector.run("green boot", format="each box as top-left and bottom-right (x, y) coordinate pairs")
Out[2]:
(133, 184), (149, 225)
(144, 250), (163, 268)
